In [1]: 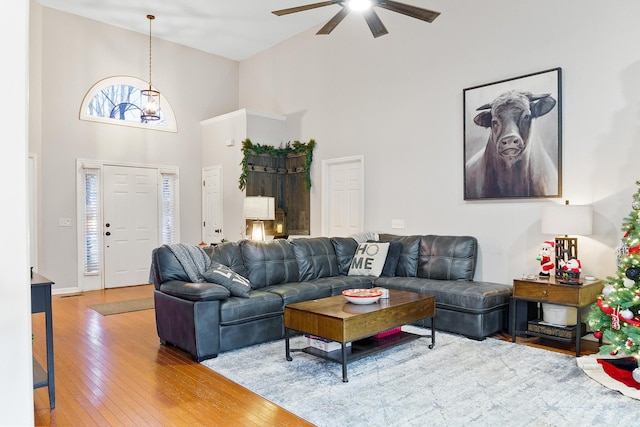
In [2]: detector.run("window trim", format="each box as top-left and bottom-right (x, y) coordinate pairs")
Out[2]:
(79, 75), (177, 132)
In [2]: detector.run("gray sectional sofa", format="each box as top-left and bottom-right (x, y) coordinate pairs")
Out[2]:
(150, 234), (512, 361)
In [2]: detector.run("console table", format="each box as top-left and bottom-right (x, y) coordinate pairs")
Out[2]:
(511, 277), (603, 357)
(31, 273), (55, 409)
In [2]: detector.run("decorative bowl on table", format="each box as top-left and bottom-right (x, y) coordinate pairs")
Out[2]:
(342, 288), (383, 305)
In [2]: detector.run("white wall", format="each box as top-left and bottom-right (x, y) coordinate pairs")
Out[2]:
(0, 2), (33, 425)
(238, 0), (640, 284)
(32, 5), (239, 291)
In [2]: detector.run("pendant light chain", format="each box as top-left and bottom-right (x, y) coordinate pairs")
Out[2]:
(147, 14), (154, 88)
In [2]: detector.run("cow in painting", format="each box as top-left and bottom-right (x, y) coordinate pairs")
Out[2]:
(465, 91), (558, 199)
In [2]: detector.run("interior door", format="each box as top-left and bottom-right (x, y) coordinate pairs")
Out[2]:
(103, 165), (159, 288)
(322, 156), (364, 237)
(202, 166), (223, 244)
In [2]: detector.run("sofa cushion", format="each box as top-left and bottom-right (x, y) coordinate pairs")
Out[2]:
(348, 242), (390, 277)
(159, 280), (230, 302)
(209, 241), (248, 278)
(307, 275), (375, 295)
(219, 290), (284, 325)
(375, 276), (511, 312)
(152, 246), (191, 285)
(240, 239), (300, 289)
(417, 235), (477, 281)
(378, 234), (420, 277)
(291, 237), (340, 281)
(369, 240), (403, 277)
(331, 237), (358, 275)
(202, 261), (252, 298)
(265, 282), (333, 306)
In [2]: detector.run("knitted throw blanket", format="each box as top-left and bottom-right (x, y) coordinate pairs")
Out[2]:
(165, 243), (211, 283)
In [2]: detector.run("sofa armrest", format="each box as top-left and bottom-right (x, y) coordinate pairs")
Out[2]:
(159, 280), (231, 302)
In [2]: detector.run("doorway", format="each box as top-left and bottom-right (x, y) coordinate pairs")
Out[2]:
(322, 155), (365, 237)
(202, 166), (224, 244)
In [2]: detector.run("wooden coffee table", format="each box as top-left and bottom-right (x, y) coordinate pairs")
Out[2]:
(284, 289), (435, 382)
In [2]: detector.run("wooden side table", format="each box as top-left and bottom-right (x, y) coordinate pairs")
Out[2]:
(510, 277), (603, 357)
(31, 273), (55, 409)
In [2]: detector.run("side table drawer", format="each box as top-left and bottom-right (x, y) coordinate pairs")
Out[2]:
(513, 281), (579, 305)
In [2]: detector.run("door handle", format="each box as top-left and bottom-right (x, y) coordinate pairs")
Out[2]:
(215, 229), (222, 233)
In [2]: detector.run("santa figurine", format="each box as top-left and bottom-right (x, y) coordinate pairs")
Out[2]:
(559, 258), (582, 282)
(537, 240), (555, 277)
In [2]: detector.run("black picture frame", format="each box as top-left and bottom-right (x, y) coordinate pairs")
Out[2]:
(463, 67), (562, 200)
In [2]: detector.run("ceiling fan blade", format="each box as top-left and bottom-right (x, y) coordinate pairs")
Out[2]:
(363, 8), (388, 38)
(317, 7), (350, 35)
(377, 0), (441, 23)
(272, 1), (341, 16)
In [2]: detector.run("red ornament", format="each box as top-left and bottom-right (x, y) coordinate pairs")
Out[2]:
(626, 338), (634, 347)
(630, 245), (640, 255)
(593, 331), (603, 339)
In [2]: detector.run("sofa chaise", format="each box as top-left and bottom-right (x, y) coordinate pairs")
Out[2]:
(150, 234), (512, 361)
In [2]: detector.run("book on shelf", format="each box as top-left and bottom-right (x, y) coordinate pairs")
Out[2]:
(305, 334), (351, 353)
(374, 327), (402, 339)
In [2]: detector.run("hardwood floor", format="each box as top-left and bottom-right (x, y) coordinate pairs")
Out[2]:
(32, 285), (599, 426)
(32, 285), (312, 426)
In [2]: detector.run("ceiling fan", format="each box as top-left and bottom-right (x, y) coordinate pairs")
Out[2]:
(272, 0), (440, 38)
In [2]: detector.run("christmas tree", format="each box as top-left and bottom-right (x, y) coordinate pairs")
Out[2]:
(588, 180), (640, 357)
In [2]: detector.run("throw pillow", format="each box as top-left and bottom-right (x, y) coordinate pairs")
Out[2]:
(369, 240), (403, 277)
(348, 242), (390, 277)
(202, 261), (252, 298)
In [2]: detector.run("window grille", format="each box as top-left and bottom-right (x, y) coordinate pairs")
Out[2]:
(84, 169), (100, 274)
(161, 173), (177, 245)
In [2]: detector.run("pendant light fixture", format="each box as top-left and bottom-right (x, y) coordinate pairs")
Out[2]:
(141, 14), (160, 121)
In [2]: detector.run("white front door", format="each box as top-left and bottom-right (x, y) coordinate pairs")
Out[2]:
(103, 165), (159, 288)
(202, 166), (223, 244)
(322, 156), (365, 237)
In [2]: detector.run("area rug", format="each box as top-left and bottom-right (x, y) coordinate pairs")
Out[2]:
(88, 297), (154, 315)
(202, 325), (640, 426)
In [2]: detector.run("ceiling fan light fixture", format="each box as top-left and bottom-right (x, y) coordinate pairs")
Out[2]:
(272, 0), (440, 37)
(348, 0), (373, 12)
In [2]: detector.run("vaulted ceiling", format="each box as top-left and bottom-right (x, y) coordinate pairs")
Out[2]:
(36, 0), (342, 61)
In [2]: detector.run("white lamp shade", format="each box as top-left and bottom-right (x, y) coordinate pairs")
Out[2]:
(243, 196), (275, 220)
(541, 205), (593, 236)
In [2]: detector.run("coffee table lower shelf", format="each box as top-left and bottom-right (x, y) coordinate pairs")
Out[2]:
(301, 331), (425, 363)
(287, 329), (433, 382)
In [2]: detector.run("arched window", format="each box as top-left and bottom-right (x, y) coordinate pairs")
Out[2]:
(80, 76), (177, 132)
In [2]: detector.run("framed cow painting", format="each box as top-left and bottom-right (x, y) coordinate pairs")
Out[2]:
(463, 67), (562, 200)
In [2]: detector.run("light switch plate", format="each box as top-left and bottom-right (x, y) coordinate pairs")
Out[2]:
(391, 219), (405, 229)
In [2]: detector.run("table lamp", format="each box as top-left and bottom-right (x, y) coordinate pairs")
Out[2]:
(541, 200), (593, 279)
(243, 196), (275, 240)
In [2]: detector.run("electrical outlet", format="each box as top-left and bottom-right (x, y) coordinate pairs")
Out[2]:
(58, 218), (72, 227)
(391, 219), (405, 229)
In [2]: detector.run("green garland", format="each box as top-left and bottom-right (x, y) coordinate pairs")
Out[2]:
(239, 139), (316, 190)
